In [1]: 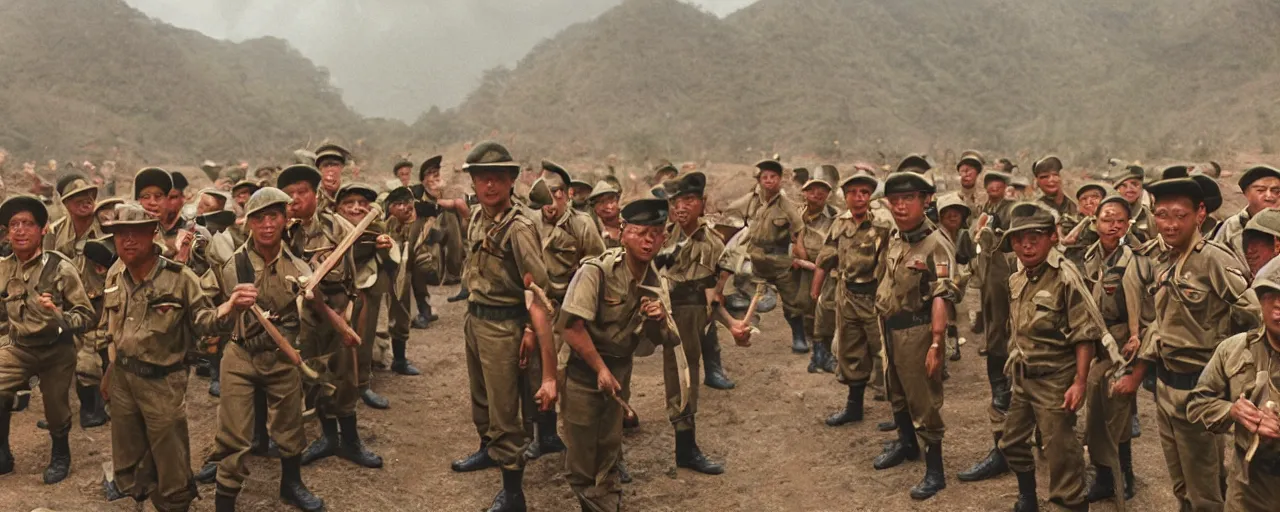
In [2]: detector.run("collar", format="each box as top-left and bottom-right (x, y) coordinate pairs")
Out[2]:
(897, 219), (932, 244)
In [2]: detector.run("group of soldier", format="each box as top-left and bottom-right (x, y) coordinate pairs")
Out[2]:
(1, 139), (1279, 512)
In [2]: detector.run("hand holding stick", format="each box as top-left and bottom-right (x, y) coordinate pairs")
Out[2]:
(299, 204), (382, 300)
(249, 305), (320, 379)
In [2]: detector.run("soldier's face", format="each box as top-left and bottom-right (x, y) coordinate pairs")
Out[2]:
(389, 201), (413, 222)
(986, 180), (1007, 202)
(338, 195), (370, 224)
(670, 193), (704, 227)
(541, 188), (567, 221)
(571, 185), (592, 203)
(621, 224), (666, 262)
(939, 208), (965, 233)
(803, 185), (830, 207)
(1258, 290), (1280, 337)
(114, 225), (158, 266)
(422, 171), (442, 194)
(396, 167), (412, 185)
(843, 183), (873, 215)
(248, 208), (287, 248)
(319, 161), (343, 191)
(885, 191), (928, 230)
(593, 194), (620, 221)
(1096, 203), (1130, 245)
(957, 165), (979, 188)
(137, 186), (167, 218)
(1011, 229), (1057, 267)
(1243, 232), (1280, 276)
(470, 169), (516, 208)
(1116, 178), (1143, 204)
(233, 188), (253, 209)
(1036, 171), (1062, 197)
(1078, 190), (1103, 217)
(283, 182), (317, 219)
(64, 191), (98, 219)
(165, 189), (185, 220)
(96, 208), (117, 226)
(757, 170), (782, 194)
(6, 211), (44, 256)
(1245, 177), (1280, 215)
(197, 194), (225, 216)
(1152, 196), (1205, 249)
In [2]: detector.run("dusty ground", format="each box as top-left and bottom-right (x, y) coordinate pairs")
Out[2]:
(0, 286), (1186, 512)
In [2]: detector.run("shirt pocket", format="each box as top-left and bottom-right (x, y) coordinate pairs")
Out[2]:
(1029, 290), (1064, 336)
(146, 298), (185, 334)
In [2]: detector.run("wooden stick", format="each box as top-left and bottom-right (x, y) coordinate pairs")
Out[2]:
(300, 204), (382, 300)
(612, 393), (636, 420)
(249, 305), (320, 380)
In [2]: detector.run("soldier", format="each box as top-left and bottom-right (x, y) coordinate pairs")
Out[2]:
(1111, 168), (1259, 512)
(1032, 156), (1080, 235)
(0, 195), (96, 484)
(447, 142), (557, 512)
(955, 151), (987, 211)
(795, 175), (841, 374)
(393, 160), (414, 187)
(333, 183), (395, 410)
(208, 187), (335, 512)
(869, 166), (955, 501)
(232, 179), (261, 214)
(568, 178), (594, 213)
(1080, 194), (1154, 504)
(40, 174), (109, 427)
(100, 200), (229, 510)
(1187, 258), (1280, 511)
(314, 144), (349, 214)
(197, 188), (231, 216)
(588, 180), (623, 248)
(660, 172), (752, 475)
(95, 197), (124, 226)
(1061, 182), (1108, 267)
(1241, 208), (1280, 275)
(814, 168), (891, 425)
(384, 185), (435, 375)
(958, 166), (1016, 483)
(1212, 165), (1280, 268)
(280, 165), (384, 470)
(934, 194), (976, 364)
(1112, 165), (1159, 243)
(559, 195), (677, 511)
(997, 201), (1106, 512)
(726, 160), (807, 353)
(412, 156), (467, 321)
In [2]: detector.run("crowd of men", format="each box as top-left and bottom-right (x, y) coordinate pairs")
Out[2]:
(0, 141), (1277, 512)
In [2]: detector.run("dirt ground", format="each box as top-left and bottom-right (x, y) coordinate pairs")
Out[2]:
(0, 285), (1190, 512)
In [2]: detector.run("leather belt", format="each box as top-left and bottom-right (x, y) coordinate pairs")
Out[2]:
(845, 280), (878, 295)
(467, 302), (529, 322)
(1157, 364), (1203, 391)
(884, 310), (931, 331)
(115, 355), (185, 380)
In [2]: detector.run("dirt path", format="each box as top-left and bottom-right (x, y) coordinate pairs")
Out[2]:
(0, 289), (1183, 511)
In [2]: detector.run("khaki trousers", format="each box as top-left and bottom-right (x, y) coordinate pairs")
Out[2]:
(1156, 378), (1224, 512)
(563, 358), (630, 512)
(0, 341), (75, 435)
(998, 366), (1087, 508)
(464, 311), (531, 470)
(665, 305), (704, 431)
(109, 366), (194, 512)
(212, 343), (307, 492)
(884, 323), (944, 443)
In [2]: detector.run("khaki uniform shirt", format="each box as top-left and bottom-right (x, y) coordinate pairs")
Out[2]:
(1009, 249), (1105, 372)
(464, 205), (549, 307)
(593, 215), (621, 250)
(800, 204), (839, 264)
(1037, 193), (1080, 234)
(216, 245), (313, 350)
(1187, 328), (1280, 459)
(876, 221), (958, 319)
(957, 186), (986, 213)
(101, 257), (221, 366)
(736, 188), (803, 260)
(286, 211), (356, 296)
(560, 248), (675, 359)
(539, 208), (606, 301)
(1129, 202), (1158, 244)
(1082, 241), (1154, 351)
(318, 187), (339, 213)
(662, 220), (727, 296)
(1140, 237), (1259, 374)
(1210, 207), (1251, 270)
(816, 210), (891, 286)
(43, 216), (103, 259)
(0, 252), (96, 346)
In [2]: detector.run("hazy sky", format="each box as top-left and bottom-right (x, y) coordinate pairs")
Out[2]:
(124, 0), (756, 121)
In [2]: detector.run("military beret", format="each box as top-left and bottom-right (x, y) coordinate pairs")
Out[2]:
(663, 171), (707, 198)
(314, 144), (350, 166)
(896, 154), (932, 174)
(957, 150), (985, 171)
(104, 203), (160, 232)
(169, 171), (189, 192)
(418, 155), (443, 180)
(1245, 208), (1280, 240)
(393, 160), (414, 173)
(1111, 165), (1145, 188)
(276, 164), (322, 191)
(1238, 165), (1280, 192)
(82, 235), (117, 269)
(936, 193), (971, 219)
(838, 168), (878, 191)
(56, 173), (98, 201)
(526, 178), (554, 210)
(588, 180), (621, 202)
(754, 159), (784, 177)
(462, 141), (520, 175)
(982, 170), (1013, 186)
(1032, 156), (1064, 177)
(883, 171), (935, 195)
(1097, 194), (1132, 215)
(0, 195), (49, 227)
(232, 179), (262, 196)
(385, 186), (414, 205)
(244, 187), (293, 218)
(1076, 182), (1108, 200)
(338, 183), (378, 204)
(999, 202), (1058, 252)
(540, 160), (572, 190)
(1191, 173), (1222, 214)
(133, 167), (173, 198)
(621, 198), (668, 227)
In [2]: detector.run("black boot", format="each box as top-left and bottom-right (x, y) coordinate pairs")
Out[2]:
(958, 432), (1009, 482)
(1119, 441), (1136, 500)
(280, 455), (325, 512)
(526, 411), (566, 459)
(452, 439), (499, 472)
(360, 387), (390, 410)
(43, 432), (71, 484)
(818, 338), (836, 373)
(787, 316), (809, 353)
(78, 384), (109, 428)
(300, 417), (339, 466)
(675, 425), (725, 475)
(447, 285), (470, 303)
(487, 469), (527, 512)
(412, 298), (438, 329)
(216, 484), (238, 512)
(196, 459), (218, 484)
(391, 338), (421, 376)
(988, 356), (1011, 412)
(0, 405), (10, 475)
(1014, 470), (1039, 512)
(209, 360), (222, 397)
(877, 419), (897, 432)
(873, 411), (920, 470)
(337, 415), (383, 468)
(1086, 465), (1115, 502)
(910, 442), (946, 500)
(825, 384), (865, 426)
(702, 330), (735, 390)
